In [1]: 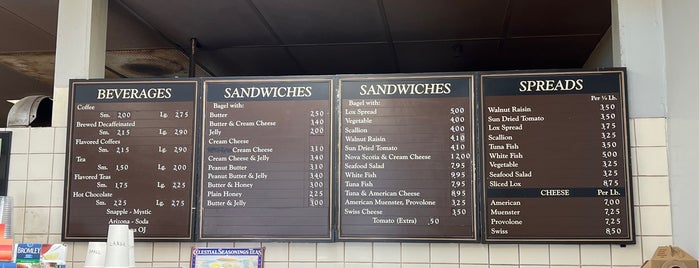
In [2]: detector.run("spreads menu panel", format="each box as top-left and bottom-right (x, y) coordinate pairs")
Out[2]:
(337, 75), (477, 241)
(64, 80), (198, 240)
(199, 78), (333, 240)
(481, 70), (633, 242)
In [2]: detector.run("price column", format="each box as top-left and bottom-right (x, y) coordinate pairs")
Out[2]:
(308, 110), (327, 209)
(338, 75), (477, 241)
(448, 106), (471, 220)
(199, 79), (333, 240)
(64, 80), (198, 240)
(597, 95), (626, 236)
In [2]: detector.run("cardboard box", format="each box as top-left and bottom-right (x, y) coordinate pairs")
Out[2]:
(642, 246), (698, 268)
(13, 244), (66, 268)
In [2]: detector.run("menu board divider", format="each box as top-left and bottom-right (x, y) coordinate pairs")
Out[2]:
(331, 78), (342, 242)
(472, 73), (485, 243)
(190, 79), (205, 241)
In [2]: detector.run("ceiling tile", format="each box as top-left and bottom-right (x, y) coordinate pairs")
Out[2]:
(252, 0), (387, 44)
(0, 0), (58, 36)
(0, 52), (55, 83)
(395, 40), (501, 72)
(289, 44), (397, 74)
(507, 0), (611, 37)
(106, 49), (211, 78)
(0, 61), (52, 97)
(501, 35), (603, 69)
(107, 1), (174, 50)
(197, 47), (302, 76)
(119, 0), (279, 49)
(0, 8), (56, 52)
(383, 0), (509, 41)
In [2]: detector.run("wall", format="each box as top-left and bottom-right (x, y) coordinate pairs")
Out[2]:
(584, 29), (613, 69)
(612, 0), (667, 118)
(663, 0), (699, 256)
(2, 119), (671, 267)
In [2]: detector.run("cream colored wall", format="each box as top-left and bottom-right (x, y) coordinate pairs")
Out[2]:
(2, 118), (671, 267)
(612, 0), (667, 118)
(662, 0), (699, 256)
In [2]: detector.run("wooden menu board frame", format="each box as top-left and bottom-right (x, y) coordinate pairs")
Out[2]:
(63, 79), (199, 241)
(479, 68), (634, 243)
(335, 74), (479, 242)
(197, 77), (334, 241)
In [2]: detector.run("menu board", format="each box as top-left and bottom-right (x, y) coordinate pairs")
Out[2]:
(481, 70), (633, 242)
(199, 78), (333, 240)
(337, 75), (478, 241)
(61, 69), (634, 243)
(64, 80), (198, 240)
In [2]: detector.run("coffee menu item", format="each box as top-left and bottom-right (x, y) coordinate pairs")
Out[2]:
(481, 70), (633, 242)
(337, 75), (478, 241)
(199, 78), (333, 240)
(64, 80), (198, 240)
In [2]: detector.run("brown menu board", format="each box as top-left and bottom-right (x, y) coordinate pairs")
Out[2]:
(64, 80), (198, 240)
(481, 70), (633, 242)
(199, 78), (333, 240)
(337, 75), (477, 241)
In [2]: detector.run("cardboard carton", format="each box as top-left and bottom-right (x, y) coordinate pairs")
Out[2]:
(642, 246), (698, 268)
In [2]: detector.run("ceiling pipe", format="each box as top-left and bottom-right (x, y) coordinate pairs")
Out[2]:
(189, 38), (197, 77)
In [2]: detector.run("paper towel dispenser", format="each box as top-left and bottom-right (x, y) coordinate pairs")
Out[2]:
(6, 95), (52, 127)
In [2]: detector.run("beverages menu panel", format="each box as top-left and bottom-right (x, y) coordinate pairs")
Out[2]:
(481, 70), (633, 242)
(64, 80), (198, 240)
(199, 78), (333, 240)
(337, 75), (478, 241)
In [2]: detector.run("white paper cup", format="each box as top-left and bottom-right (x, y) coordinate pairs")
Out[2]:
(104, 224), (131, 268)
(128, 229), (135, 268)
(84, 242), (107, 268)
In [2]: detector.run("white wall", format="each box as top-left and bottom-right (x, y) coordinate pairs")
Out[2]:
(663, 0), (699, 256)
(613, 0), (668, 118)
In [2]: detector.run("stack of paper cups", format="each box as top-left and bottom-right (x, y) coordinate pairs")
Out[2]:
(0, 196), (12, 239)
(104, 224), (131, 268)
(84, 242), (107, 268)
